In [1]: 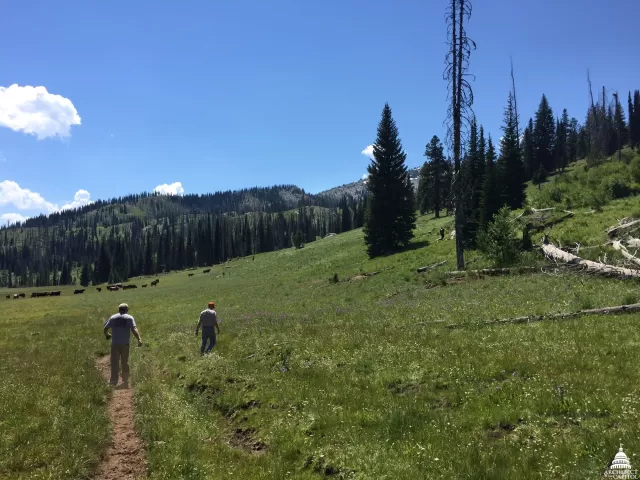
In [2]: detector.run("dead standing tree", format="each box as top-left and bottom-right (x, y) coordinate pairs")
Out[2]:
(445, 0), (475, 270)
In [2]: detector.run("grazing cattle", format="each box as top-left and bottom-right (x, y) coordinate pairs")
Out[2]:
(142, 284), (147, 288)
(107, 286), (119, 291)
(96, 287), (102, 292)
(151, 279), (159, 287)
(6, 295), (10, 299)
(74, 289), (85, 294)
(18, 293), (25, 298)
(31, 292), (39, 298)
(188, 273), (194, 277)
(13, 294), (19, 299)
(122, 284), (137, 290)
(203, 269), (211, 273)
(50, 291), (61, 296)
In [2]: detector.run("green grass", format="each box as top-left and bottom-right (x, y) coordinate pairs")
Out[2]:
(5, 203), (640, 478)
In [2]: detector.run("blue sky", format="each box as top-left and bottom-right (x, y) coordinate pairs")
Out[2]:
(1, 0), (638, 224)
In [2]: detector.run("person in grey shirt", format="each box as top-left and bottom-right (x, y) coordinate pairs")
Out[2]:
(196, 301), (220, 354)
(104, 303), (143, 387)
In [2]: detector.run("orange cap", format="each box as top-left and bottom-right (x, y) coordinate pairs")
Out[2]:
(208, 302), (215, 308)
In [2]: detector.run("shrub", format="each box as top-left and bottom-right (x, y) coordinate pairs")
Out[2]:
(478, 207), (521, 267)
(631, 155), (640, 183)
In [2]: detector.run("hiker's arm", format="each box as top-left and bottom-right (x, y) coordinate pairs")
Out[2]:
(132, 327), (142, 345)
(214, 314), (220, 334)
(103, 320), (111, 339)
(195, 315), (202, 335)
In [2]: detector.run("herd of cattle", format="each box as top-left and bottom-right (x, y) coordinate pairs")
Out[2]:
(5, 278), (161, 300)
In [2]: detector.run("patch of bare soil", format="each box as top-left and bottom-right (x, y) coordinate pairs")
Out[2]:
(229, 427), (267, 454)
(94, 355), (148, 480)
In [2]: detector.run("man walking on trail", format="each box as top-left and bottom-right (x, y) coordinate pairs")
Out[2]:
(104, 303), (143, 387)
(196, 301), (220, 355)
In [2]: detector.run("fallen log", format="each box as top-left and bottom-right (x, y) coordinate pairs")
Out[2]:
(541, 243), (640, 279)
(610, 240), (640, 267)
(417, 261), (447, 273)
(607, 219), (640, 238)
(446, 303), (640, 329)
(627, 238), (640, 248)
(445, 267), (541, 276)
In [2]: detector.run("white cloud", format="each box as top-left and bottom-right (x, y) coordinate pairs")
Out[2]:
(361, 144), (375, 160)
(0, 180), (58, 212)
(0, 84), (81, 139)
(60, 189), (93, 211)
(361, 173), (368, 180)
(154, 181), (185, 196)
(0, 213), (27, 226)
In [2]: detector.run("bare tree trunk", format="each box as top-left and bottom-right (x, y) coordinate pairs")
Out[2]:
(510, 57), (519, 146)
(542, 243), (640, 279)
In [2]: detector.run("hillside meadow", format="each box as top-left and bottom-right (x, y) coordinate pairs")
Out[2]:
(4, 200), (640, 478)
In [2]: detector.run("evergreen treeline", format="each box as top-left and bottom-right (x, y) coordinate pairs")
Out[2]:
(0, 199), (367, 288)
(418, 86), (640, 247)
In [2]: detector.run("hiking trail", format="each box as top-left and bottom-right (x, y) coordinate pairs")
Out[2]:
(94, 355), (148, 480)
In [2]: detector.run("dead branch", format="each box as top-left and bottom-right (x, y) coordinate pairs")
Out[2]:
(447, 303), (640, 329)
(417, 261), (447, 273)
(610, 240), (640, 267)
(542, 243), (640, 279)
(445, 266), (541, 276)
(626, 238), (640, 248)
(607, 219), (640, 238)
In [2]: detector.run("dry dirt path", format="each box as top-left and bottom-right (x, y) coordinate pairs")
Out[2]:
(93, 355), (148, 480)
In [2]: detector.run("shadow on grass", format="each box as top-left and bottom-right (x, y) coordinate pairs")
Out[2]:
(374, 240), (430, 258)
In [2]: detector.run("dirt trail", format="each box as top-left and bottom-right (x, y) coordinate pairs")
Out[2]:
(94, 355), (148, 480)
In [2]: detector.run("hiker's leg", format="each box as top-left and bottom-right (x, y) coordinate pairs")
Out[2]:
(201, 331), (207, 354)
(110, 344), (119, 385)
(206, 332), (216, 353)
(121, 344), (130, 384)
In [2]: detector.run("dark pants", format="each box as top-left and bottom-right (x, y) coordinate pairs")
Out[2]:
(201, 326), (216, 354)
(110, 343), (130, 385)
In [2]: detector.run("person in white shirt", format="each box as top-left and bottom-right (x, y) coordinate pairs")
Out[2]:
(196, 301), (220, 354)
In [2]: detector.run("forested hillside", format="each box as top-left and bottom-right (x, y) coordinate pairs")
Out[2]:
(0, 184), (367, 288)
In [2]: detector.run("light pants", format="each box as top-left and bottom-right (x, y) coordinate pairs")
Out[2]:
(110, 343), (130, 385)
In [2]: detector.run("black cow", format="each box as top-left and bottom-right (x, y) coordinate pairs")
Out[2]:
(50, 291), (61, 296)
(96, 287), (102, 292)
(13, 294), (19, 299)
(203, 269), (211, 273)
(151, 279), (159, 287)
(31, 292), (39, 298)
(188, 273), (194, 277)
(5, 295), (9, 299)
(122, 284), (137, 290)
(18, 293), (25, 298)
(142, 284), (147, 288)
(107, 286), (119, 291)
(74, 289), (85, 294)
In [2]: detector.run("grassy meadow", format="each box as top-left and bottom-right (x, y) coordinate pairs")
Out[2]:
(4, 194), (640, 478)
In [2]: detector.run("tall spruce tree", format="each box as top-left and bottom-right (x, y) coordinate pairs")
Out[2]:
(497, 92), (526, 209)
(533, 94), (556, 173)
(633, 90), (640, 148)
(523, 119), (535, 180)
(80, 263), (90, 287)
(567, 117), (580, 162)
(557, 109), (570, 170)
(143, 235), (154, 274)
(613, 95), (628, 149)
(418, 135), (449, 217)
(461, 120), (485, 245)
(629, 91), (636, 148)
(363, 104), (416, 258)
(479, 136), (500, 228)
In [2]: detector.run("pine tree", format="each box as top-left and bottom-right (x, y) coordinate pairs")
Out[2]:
(461, 119), (485, 245)
(557, 109), (570, 170)
(94, 243), (111, 284)
(143, 235), (154, 275)
(629, 91), (636, 148)
(60, 261), (71, 285)
(567, 118), (580, 162)
(633, 90), (640, 148)
(523, 119), (535, 180)
(80, 263), (90, 287)
(363, 104), (416, 258)
(418, 135), (449, 217)
(533, 94), (556, 173)
(479, 136), (500, 229)
(497, 92), (526, 209)
(614, 95), (628, 149)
